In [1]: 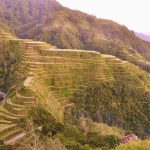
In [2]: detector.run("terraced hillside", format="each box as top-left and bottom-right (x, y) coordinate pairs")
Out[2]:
(2, 0), (150, 68)
(0, 31), (14, 39)
(0, 32), (150, 145)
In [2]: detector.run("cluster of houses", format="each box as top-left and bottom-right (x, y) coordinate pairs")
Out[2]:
(121, 134), (140, 144)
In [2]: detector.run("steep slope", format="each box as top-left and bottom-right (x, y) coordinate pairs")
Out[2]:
(0, 35), (53, 144)
(0, 33), (150, 146)
(0, 26), (19, 94)
(1, 0), (150, 73)
(135, 32), (150, 42)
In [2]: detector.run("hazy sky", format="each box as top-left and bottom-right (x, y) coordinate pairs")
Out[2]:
(57, 0), (150, 34)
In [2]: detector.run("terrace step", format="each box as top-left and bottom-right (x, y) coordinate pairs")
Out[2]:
(0, 124), (18, 133)
(0, 120), (12, 124)
(5, 99), (27, 108)
(0, 112), (19, 121)
(1, 128), (23, 142)
(16, 93), (35, 99)
(4, 131), (26, 145)
(11, 98), (35, 106)
(0, 107), (24, 118)
(2, 103), (26, 115)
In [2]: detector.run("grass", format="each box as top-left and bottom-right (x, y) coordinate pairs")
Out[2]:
(18, 87), (35, 97)
(115, 140), (150, 150)
(59, 88), (69, 97)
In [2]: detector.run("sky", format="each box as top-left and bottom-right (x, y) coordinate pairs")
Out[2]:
(57, 0), (150, 34)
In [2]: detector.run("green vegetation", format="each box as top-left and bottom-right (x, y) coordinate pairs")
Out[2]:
(18, 106), (122, 150)
(28, 106), (64, 137)
(72, 80), (150, 137)
(18, 87), (35, 97)
(60, 88), (69, 97)
(86, 132), (120, 149)
(57, 125), (120, 150)
(0, 40), (22, 92)
(115, 140), (150, 150)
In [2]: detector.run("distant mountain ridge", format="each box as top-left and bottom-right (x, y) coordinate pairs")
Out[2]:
(135, 32), (150, 42)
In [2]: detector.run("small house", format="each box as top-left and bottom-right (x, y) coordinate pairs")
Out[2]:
(121, 134), (139, 144)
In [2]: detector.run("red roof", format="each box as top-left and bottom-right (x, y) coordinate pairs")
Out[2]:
(121, 134), (139, 143)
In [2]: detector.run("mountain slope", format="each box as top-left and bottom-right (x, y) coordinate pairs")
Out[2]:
(1, 0), (150, 74)
(0, 31), (150, 146)
(135, 32), (150, 42)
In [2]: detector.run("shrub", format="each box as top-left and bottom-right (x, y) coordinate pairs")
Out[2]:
(86, 132), (120, 149)
(62, 125), (84, 143)
(104, 135), (120, 148)
(86, 132), (105, 148)
(57, 125), (90, 150)
(0, 140), (12, 150)
(0, 40), (22, 92)
(0, 140), (4, 145)
(28, 106), (64, 137)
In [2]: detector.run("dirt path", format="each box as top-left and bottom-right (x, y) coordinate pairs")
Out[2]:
(4, 132), (26, 145)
